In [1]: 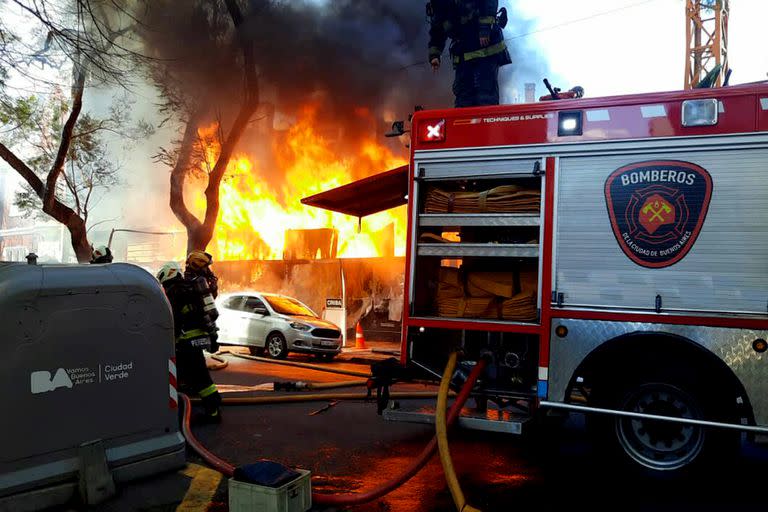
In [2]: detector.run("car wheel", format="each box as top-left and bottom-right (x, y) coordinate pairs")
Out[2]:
(315, 353), (336, 362)
(249, 346), (265, 357)
(266, 333), (288, 359)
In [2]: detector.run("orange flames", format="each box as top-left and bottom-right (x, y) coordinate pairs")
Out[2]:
(188, 105), (407, 261)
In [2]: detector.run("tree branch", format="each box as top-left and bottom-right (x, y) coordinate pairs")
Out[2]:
(0, 141), (91, 262)
(202, 0), (259, 237)
(169, 108), (206, 231)
(0, 141), (44, 196)
(43, 60), (86, 213)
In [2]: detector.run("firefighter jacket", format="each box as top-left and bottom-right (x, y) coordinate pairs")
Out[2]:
(163, 277), (214, 350)
(428, 0), (511, 67)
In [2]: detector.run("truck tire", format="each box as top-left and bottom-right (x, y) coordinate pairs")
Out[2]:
(589, 368), (738, 476)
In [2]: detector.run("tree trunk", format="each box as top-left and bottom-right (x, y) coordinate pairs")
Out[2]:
(62, 206), (92, 263)
(170, 0), (260, 255)
(169, 107), (205, 254)
(0, 61), (92, 263)
(0, 143), (93, 263)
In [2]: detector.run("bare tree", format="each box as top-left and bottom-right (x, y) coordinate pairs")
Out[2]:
(150, 0), (260, 253)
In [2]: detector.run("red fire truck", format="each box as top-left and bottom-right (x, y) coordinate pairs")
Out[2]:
(381, 81), (768, 474)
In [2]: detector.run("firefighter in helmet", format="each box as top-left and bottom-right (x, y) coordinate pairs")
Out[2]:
(428, 0), (511, 108)
(90, 245), (113, 264)
(157, 261), (222, 422)
(184, 250), (220, 353)
(185, 250), (219, 298)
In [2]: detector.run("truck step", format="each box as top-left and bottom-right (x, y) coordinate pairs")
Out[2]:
(382, 404), (531, 435)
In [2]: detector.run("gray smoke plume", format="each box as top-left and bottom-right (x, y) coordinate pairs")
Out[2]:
(140, 0), (552, 123)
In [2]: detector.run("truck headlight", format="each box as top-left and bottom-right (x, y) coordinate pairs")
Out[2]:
(290, 322), (312, 331)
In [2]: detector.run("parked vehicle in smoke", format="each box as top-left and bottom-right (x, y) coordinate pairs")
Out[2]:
(215, 292), (342, 360)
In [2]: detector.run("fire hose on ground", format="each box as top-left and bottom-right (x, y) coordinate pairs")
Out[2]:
(192, 391), (455, 405)
(223, 350), (373, 378)
(179, 352), (487, 509)
(437, 352), (482, 512)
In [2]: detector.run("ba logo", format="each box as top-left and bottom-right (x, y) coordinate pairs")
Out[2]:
(30, 369), (73, 394)
(604, 160), (713, 268)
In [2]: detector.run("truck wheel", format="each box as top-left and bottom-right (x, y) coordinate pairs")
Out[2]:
(615, 382), (705, 472)
(589, 371), (737, 475)
(266, 333), (288, 359)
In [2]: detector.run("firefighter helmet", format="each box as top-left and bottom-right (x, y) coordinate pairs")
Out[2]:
(90, 245), (113, 264)
(186, 250), (213, 271)
(156, 262), (183, 284)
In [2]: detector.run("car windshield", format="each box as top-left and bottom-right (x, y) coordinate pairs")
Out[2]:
(263, 296), (316, 317)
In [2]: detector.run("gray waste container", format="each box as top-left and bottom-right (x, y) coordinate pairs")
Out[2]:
(0, 262), (186, 510)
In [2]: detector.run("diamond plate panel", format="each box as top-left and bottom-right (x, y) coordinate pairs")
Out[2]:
(548, 319), (768, 425)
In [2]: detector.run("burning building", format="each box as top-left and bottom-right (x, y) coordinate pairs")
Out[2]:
(130, 0), (552, 343)
(183, 102), (409, 344)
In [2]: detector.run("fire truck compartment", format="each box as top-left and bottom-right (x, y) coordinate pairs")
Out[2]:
(554, 146), (768, 314)
(409, 171), (545, 324)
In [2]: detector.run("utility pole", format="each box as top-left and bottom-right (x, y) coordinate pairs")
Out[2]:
(685, 0), (729, 89)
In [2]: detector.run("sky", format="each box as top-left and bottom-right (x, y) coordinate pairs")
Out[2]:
(509, 0), (768, 97)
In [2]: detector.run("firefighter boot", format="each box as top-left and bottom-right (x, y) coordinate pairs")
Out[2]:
(200, 390), (222, 424)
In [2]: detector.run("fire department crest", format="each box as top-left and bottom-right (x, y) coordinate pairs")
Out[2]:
(604, 160), (713, 268)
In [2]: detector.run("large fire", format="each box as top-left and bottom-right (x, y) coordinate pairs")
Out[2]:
(188, 105), (407, 261)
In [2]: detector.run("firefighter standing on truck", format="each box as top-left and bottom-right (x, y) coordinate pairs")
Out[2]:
(428, 0), (511, 107)
(157, 261), (222, 423)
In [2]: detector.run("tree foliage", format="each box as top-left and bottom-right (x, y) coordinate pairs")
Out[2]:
(11, 93), (150, 225)
(0, 0), (149, 262)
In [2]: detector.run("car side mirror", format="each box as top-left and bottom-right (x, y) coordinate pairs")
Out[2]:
(253, 307), (268, 315)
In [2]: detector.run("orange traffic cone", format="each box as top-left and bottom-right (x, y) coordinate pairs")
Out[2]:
(355, 322), (367, 349)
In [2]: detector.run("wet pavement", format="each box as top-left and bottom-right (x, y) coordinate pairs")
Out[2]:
(50, 346), (768, 511)
(192, 348), (768, 511)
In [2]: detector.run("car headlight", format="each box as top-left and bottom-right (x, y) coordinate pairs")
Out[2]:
(290, 322), (312, 331)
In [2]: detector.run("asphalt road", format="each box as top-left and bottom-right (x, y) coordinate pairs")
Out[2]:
(188, 350), (768, 512)
(51, 349), (768, 512)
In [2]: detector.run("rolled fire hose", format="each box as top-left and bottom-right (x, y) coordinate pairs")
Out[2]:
(437, 352), (482, 512)
(179, 355), (488, 507)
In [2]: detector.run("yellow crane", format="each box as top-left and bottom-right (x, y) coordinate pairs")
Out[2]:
(685, 0), (729, 88)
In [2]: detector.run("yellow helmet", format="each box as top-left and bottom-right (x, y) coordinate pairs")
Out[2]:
(186, 250), (213, 271)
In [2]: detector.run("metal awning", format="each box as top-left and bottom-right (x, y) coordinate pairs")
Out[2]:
(301, 165), (408, 218)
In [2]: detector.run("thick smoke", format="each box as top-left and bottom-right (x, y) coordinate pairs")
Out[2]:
(141, 0), (552, 123)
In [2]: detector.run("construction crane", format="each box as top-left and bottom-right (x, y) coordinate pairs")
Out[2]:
(685, 0), (729, 89)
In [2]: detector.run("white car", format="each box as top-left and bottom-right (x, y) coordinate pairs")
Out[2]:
(216, 292), (343, 360)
